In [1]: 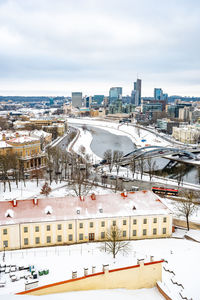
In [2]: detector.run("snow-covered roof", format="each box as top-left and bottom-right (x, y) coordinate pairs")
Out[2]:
(0, 191), (170, 225)
(0, 141), (13, 148)
(7, 136), (39, 144)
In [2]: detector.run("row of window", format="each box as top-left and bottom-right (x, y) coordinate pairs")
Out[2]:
(23, 228), (168, 245)
(2, 228), (168, 248)
(22, 217), (168, 233)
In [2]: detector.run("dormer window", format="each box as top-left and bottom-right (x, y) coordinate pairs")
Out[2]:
(99, 208), (103, 213)
(77, 209), (80, 214)
(44, 206), (53, 215)
(5, 209), (14, 218)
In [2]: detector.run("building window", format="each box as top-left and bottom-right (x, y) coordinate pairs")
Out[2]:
(24, 238), (29, 245)
(123, 220), (126, 225)
(24, 227), (28, 233)
(3, 229), (7, 235)
(57, 235), (62, 242)
(57, 224), (62, 230)
(35, 237), (40, 244)
(163, 228), (166, 234)
(3, 241), (8, 247)
(68, 224), (72, 229)
(35, 226), (39, 232)
(101, 221), (105, 227)
(69, 234), (73, 241)
(153, 228), (157, 235)
(133, 230), (137, 236)
(133, 219), (137, 225)
(79, 234), (83, 240)
(153, 218), (157, 223)
(123, 231), (126, 237)
(47, 236), (51, 243)
(46, 225), (51, 231)
(90, 222), (94, 228)
(79, 223), (83, 229)
(143, 219), (147, 224)
(113, 220), (116, 226)
(163, 217), (167, 223)
(101, 232), (105, 239)
(143, 229), (147, 236)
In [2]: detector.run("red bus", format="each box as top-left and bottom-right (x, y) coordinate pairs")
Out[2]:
(152, 186), (178, 196)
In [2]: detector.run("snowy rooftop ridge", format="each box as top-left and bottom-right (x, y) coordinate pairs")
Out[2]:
(0, 191), (170, 225)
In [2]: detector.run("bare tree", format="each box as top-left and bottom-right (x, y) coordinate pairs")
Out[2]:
(40, 182), (52, 197)
(137, 157), (144, 179)
(174, 191), (198, 231)
(113, 150), (123, 175)
(146, 157), (157, 181)
(103, 149), (114, 173)
(104, 225), (130, 259)
(176, 164), (185, 186)
(69, 155), (94, 196)
(130, 157), (137, 180)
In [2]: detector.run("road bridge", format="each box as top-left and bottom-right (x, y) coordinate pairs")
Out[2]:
(121, 146), (197, 164)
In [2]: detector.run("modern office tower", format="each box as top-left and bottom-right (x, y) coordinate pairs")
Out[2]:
(154, 88), (163, 100)
(163, 93), (168, 101)
(85, 96), (92, 108)
(93, 95), (104, 105)
(109, 87), (122, 103)
(72, 92), (82, 108)
(132, 78), (142, 106)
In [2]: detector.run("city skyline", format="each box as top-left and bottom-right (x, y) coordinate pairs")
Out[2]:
(0, 0), (200, 97)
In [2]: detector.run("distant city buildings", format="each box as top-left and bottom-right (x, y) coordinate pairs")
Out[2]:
(131, 79), (142, 106)
(72, 92), (82, 108)
(109, 87), (122, 103)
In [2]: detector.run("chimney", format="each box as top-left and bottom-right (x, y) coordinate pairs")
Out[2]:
(80, 196), (84, 201)
(91, 193), (96, 200)
(92, 266), (96, 274)
(33, 197), (38, 205)
(72, 271), (77, 279)
(123, 189), (127, 197)
(13, 199), (17, 207)
(2, 133), (6, 141)
(103, 264), (109, 274)
(15, 132), (19, 138)
(137, 259), (144, 266)
(84, 268), (88, 276)
(150, 256), (154, 262)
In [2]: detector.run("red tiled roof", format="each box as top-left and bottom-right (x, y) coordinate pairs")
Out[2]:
(0, 191), (170, 225)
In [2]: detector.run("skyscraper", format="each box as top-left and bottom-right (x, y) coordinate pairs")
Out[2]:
(131, 78), (142, 106)
(154, 88), (163, 100)
(72, 92), (82, 108)
(109, 87), (122, 103)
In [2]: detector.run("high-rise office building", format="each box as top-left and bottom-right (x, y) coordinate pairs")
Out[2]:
(154, 88), (163, 100)
(109, 87), (122, 103)
(131, 78), (142, 106)
(72, 92), (82, 108)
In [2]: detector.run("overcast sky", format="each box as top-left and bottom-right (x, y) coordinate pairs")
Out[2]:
(0, 0), (200, 97)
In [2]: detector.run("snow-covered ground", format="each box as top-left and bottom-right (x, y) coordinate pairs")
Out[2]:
(0, 237), (200, 299)
(0, 180), (115, 201)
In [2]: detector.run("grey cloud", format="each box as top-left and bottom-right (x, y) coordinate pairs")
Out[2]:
(0, 0), (200, 96)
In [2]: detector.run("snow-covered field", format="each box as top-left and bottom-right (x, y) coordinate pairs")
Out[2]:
(0, 237), (200, 299)
(0, 180), (115, 201)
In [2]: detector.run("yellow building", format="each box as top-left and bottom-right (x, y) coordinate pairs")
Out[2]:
(0, 191), (172, 251)
(0, 133), (46, 171)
